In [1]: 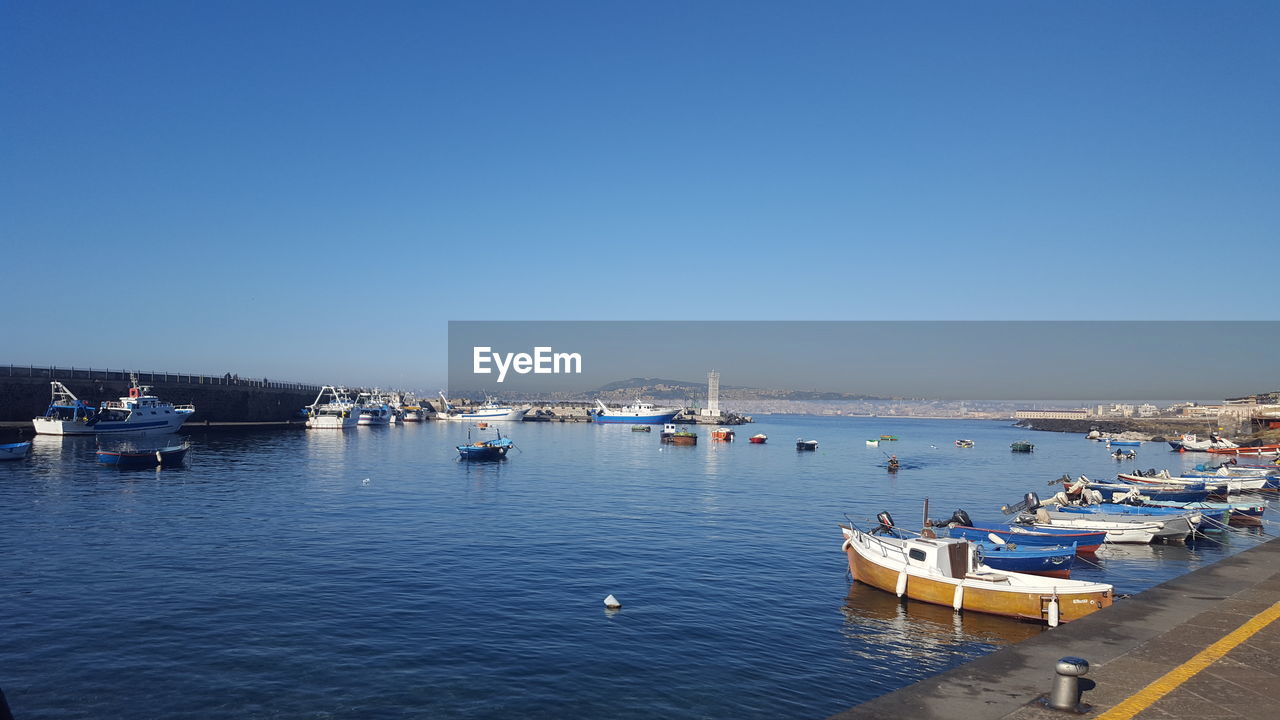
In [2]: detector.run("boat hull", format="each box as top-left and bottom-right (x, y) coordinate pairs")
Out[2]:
(439, 408), (529, 422)
(1206, 444), (1280, 455)
(33, 414), (189, 436)
(306, 414), (359, 429)
(661, 435), (697, 445)
(96, 446), (189, 468)
(595, 411), (680, 424)
(843, 529), (1111, 624)
(948, 525), (1105, 554)
(975, 544), (1075, 578)
(0, 442), (32, 461)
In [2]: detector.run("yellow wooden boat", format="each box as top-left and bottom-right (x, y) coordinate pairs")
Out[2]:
(839, 520), (1112, 626)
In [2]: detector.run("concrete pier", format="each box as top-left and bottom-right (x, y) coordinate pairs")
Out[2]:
(829, 537), (1280, 720)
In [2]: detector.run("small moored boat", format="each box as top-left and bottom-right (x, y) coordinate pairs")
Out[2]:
(0, 442), (32, 461)
(96, 441), (190, 468)
(866, 439), (879, 447)
(711, 427), (735, 442)
(796, 439), (818, 451)
(660, 424), (697, 445)
(749, 433), (767, 444)
(456, 429), (514, 461)
(1010, 441), (1035, 453)
(955, 439), (974, 448)
(840, 515), (1112, 626)
(631, 425), (652, 432)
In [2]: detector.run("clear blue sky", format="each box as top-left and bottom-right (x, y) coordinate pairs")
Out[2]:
(4, 2), (1276, 388)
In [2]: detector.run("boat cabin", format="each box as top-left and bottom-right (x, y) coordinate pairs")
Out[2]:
(901, 537), (974, 579)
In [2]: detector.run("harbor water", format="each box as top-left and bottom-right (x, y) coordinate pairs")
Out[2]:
(1, 416), (1274, 718)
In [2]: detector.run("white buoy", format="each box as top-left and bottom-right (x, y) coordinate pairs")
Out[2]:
(603, 594), (621, 609)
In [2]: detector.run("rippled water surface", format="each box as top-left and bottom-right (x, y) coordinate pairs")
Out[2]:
(2, 417), (1274, 718)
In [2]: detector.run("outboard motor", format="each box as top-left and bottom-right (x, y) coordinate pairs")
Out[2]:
(871, 511), (898, 536)
(1001, 492), (1041, 515)
(942, 509), (972, 528)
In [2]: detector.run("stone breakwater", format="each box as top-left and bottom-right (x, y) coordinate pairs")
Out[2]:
(1014, 417), (1229, 440)
(0, 372), (318, 425)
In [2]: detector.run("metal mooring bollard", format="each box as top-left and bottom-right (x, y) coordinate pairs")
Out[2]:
(1048, 656), (1090, 711)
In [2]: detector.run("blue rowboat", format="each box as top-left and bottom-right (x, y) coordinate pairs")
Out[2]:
(1090, 482), (1211, 503)
(456, 436), (513, 461)
(1107, 440), (1142, 447)
(0, 441), (32, 461)
(974, 541), (1076, 578)
(947, 525), (1105, 554)
(96, 442), (190, 468)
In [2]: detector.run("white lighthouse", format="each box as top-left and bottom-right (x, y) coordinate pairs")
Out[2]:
(702, 370), (720, 418)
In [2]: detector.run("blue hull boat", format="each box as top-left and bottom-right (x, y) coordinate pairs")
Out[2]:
(1107, 440), (1142, 447)
(96, 442), (190, 468)
(1091, 482), (1211, 503)
(948, 525), (1105, 554)
(974, 541), (1076, 578)
(456, 436), (513, 461)
(0, 441), (32, 461)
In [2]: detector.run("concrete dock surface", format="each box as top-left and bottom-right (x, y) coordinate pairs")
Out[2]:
(830, 536), (1280, 720)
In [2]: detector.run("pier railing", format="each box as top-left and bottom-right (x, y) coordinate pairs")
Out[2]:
(3, 365), (322, 393)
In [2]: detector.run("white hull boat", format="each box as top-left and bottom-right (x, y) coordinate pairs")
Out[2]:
(437, 392), (528, 422)
(306, 386), (361, 429)
(1019, 515), (1163, 543)
(32, 379), (194, 436)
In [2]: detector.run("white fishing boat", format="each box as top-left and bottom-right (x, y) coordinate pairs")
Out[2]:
(436, 392), (528, 422)
(32, 378), (194, 436)
(356, 393), (393, 426)
(305, 386), (360, 429)
(592, 400), (681, 424)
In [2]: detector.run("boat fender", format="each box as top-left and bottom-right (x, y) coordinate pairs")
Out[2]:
(952, 585), (963, 611)
(895, 571), (907, 598)
(1047, 596), (1060, 627)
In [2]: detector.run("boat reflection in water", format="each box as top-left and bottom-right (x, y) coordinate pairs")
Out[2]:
(839, 582), (1043, 668)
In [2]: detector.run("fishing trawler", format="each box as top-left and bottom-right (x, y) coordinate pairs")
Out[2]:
(593, 400), (681, 424)
(436, 392), (529, 422)
(356, 392), (394, 426)
(305, 386), (361, 429)
(32, 378), (194, 436)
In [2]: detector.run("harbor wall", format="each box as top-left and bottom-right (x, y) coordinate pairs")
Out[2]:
(0, 366), (320, 425)
(1015, 417), (1237, 438)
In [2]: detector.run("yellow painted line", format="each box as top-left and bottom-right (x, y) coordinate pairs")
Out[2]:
(1096, 600), (1280, 719)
